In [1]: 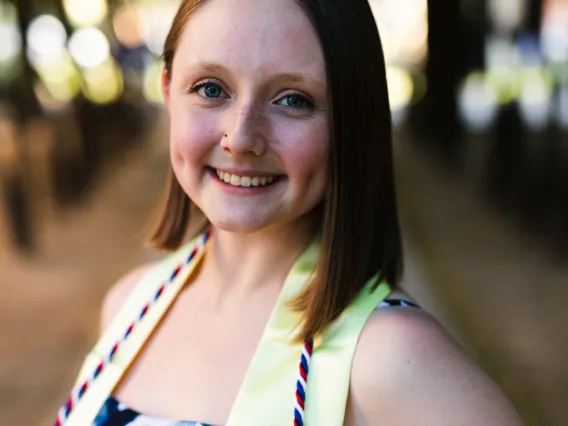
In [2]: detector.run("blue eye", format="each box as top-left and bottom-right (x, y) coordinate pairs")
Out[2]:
(190, 81), (228, 99)
(201, 83), (225, 98)
(278, 94), (313, 109)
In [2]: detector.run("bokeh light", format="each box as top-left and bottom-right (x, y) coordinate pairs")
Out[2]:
(81, 59), (124, 104)
(112, 4), (144, 49)
(62, 0), (108, 28)
(68, 27), (111, 69)
(33, 51), (82, 107)
(488, 0), (527, 32)
(370, 0), (428, 67)
(387, 66), (414, 125)
(458, 71), (499, 132)
(139, 1), (180, 56)
(517, 67), (554, 130)
(26, 15), (67, 71)
(0, 22), (21, 63)
(27, 15), (67, 57)
(143, 59), (165, 105)
(0, 1), (22, 76)
(541, 13), (568, 63)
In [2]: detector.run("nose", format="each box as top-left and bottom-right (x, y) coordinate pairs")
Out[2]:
(221, 101), (268, 157)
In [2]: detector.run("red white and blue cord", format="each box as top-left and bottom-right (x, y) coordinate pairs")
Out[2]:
(54, 229), (314, 425)
(294, 338), (314, 426)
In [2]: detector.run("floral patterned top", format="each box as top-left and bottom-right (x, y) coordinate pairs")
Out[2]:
(93, 396), (217, 426)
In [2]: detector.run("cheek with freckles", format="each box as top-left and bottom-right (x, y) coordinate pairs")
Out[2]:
(169, 105), (221, 170)
(276, 122), (329, 200)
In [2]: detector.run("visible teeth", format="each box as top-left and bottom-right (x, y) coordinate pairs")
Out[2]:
(230, 174), (240, 186)
(215, 170), (277, 187)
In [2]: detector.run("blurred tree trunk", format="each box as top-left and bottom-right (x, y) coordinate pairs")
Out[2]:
(526, 0), (543, 33)
(411, 0), (476, 172)
(9, 0), (41, 123)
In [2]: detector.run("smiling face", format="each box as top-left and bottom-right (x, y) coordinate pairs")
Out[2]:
(162, 0), (329, 234)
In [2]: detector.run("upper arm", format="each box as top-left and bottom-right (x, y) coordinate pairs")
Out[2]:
(100, 265), (153, 334)
(348, 308), (524, 426)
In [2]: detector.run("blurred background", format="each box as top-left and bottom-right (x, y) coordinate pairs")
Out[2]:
(0, 0), (567, 424)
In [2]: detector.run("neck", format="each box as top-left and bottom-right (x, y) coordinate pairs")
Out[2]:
(201, 213), (319, 298)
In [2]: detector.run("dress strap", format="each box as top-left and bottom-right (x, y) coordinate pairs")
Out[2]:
(300, 279), (391, 426)
(377, 298), (419, 309)
(55, 231), (211, 426)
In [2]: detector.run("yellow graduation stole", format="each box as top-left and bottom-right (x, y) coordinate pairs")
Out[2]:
(60, 232), (390, 425)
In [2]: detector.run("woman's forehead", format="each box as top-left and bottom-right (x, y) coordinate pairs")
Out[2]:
(173, 0), (325, 79)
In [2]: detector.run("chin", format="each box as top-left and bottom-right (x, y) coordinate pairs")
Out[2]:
(209, 216), (274, 234)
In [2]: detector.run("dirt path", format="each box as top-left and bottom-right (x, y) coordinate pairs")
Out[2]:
(0, 127), (168, 425)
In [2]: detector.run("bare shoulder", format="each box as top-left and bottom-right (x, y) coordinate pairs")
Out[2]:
(348, 306), (524, 425)
(100, 264), (154, 333)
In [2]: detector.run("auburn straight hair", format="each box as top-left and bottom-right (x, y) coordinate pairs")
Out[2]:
(149, 0), (403, 343)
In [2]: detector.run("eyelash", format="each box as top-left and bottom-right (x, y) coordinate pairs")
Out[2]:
(188, 79), (315, 110)
(188, 79), (228, 96)
(282, 94), (314, 109)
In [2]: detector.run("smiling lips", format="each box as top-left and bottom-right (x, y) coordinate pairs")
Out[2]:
(214, 168), (281, 187)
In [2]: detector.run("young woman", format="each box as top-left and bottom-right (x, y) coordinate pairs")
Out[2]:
(55, 0), (524, 424)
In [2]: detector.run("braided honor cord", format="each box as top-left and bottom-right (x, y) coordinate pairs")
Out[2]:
(54, 229), (315, 425)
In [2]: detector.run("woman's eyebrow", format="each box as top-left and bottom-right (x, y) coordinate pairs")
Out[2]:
(272, 72), (325, 91)
(186, 61), (324, 85)
(183, 61), (231, 76)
